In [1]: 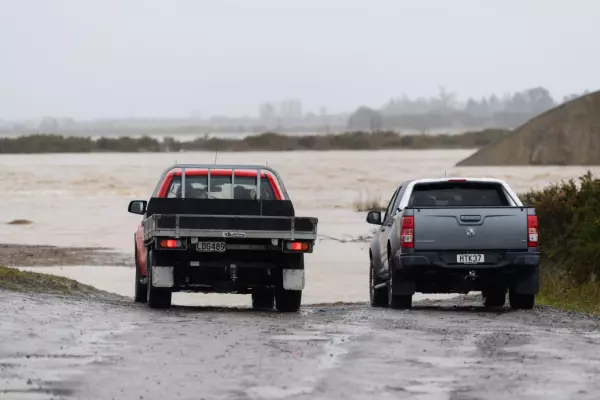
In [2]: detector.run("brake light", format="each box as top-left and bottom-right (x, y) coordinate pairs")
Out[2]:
(527, 215), (539, 247)
(448, 179), (467, 183)
(400, 216), (414, 248)
(287, 241), (309, 251)
(160, 239), (182, 248)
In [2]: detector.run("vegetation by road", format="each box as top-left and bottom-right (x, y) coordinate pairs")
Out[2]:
(521, 171), (600, 314)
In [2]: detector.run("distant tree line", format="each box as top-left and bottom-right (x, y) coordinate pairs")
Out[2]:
(348, 86), (592, 132)
(0, 129), (510, 154)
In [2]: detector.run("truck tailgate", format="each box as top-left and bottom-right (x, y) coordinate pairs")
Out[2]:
(413, 207), (528, 251)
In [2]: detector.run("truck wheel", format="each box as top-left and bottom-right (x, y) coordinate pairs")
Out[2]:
(134, 243), (147, 303)
(387, 262), (412, 310)
(370, 258), (388, 307)
(509, 291), (534, 310)
(146, 248), (172, 309)
(252, 289), (274, 310)
(482, 288), (506, 308)
(275, 254), (303, 312)
(275, 289), (302, 312)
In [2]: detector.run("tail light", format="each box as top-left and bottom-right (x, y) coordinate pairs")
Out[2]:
(527, 215), (539, 247)
(400, 216), (414, 248)
(285, 241), (311, 252)
(159, 239), (183, 249)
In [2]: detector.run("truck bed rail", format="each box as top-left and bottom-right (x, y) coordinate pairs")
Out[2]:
(142, 213), (318, 241)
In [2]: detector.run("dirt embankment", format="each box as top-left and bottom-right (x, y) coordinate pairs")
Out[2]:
(0, 243), (130, 297)
(456, 90), (600, 166)
(0, 243), (131, 267)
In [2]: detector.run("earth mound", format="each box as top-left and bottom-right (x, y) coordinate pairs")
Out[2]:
(456, 90), (600, 166)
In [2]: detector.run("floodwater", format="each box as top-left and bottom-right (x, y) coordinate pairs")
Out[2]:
(2, 150), (599, 306)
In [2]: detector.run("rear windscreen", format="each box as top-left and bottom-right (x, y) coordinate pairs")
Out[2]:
(166, 175), (277, 200)
(409, 182), (511, 207)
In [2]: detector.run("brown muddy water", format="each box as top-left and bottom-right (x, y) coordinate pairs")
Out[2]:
(1, 149), (599, 306)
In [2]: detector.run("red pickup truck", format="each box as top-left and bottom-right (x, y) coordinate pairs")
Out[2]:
(128, 164), (319, 312)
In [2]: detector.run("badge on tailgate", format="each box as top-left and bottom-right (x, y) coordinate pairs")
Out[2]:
(222, 232), (246, 238)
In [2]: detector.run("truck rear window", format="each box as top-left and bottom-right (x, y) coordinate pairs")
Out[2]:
(409, 182), (511, 207)
(166, 175), (277, 200)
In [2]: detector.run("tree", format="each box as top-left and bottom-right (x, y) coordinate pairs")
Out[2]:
(347, 106), (383, 131)
(524, 87), (556, 114)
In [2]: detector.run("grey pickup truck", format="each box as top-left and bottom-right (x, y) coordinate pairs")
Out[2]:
(366, 177), (540, 310)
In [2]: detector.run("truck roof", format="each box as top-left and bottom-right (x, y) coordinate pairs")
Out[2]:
(407, 177), (510, 185)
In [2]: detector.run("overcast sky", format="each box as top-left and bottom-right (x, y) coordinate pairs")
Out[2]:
(0, 0), (598, 119)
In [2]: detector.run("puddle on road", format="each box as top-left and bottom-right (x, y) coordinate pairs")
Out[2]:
(270, 334), (329, 342)
(0, 322), (135, 400)
(246, 328), (360, 400)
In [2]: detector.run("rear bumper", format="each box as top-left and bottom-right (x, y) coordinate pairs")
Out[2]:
(395, 250), (540, 270)
(391, 250), (540, 295)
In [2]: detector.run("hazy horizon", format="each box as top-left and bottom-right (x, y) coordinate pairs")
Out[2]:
(1, 0), (598, 120)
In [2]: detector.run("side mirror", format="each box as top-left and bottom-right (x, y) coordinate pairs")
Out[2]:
(128, 200), (147, 215)
(366, 210), (382, 225)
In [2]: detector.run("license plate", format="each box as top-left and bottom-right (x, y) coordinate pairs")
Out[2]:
(196, 241), (226, 252)
(457, 254), (484, 264)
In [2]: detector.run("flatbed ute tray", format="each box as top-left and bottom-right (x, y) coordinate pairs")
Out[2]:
(141, 198), (318, 241)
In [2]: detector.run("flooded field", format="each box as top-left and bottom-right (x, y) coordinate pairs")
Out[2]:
(2, 149), (599, 306)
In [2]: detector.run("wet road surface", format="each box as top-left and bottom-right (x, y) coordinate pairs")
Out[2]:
(1, 291), (600, 400)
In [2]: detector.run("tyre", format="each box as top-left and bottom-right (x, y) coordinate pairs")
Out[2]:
(509, 291), (534, 310)
(252, 289), (275, 310)
(387, 255), (412, 310)
(134, 243), (147, 303)
(146, 248), (172, 309)
(275, 289), (302, 312)
(275, 254), (303, 312)
(482, 287), (506, 308)
(370, 258), (388, 307)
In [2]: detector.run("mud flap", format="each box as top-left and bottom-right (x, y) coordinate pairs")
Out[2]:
(511, 267), (539, 294)
(282, 269), (305, 290)
(151, 266), (174, 288)
(392, 274), (416, 295)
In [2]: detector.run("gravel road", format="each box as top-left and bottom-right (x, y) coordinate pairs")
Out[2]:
(1, 291), (600, 400)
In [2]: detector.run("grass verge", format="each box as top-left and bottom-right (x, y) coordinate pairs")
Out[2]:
(0, 265), (111, 297)
(536, 270), (600, 315)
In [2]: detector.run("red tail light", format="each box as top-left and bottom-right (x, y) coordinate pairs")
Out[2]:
(287, 241), (309, 251)
(527, 215), (539, 247)
(160, 239), (181, 248)
(400, 216), (414, 248)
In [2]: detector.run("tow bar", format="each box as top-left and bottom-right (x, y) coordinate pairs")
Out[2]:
(465, 270), (477, 280)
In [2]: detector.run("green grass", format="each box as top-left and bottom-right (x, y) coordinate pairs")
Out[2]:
(536, 270), (600, 315)
(0, 265), (106, 296)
